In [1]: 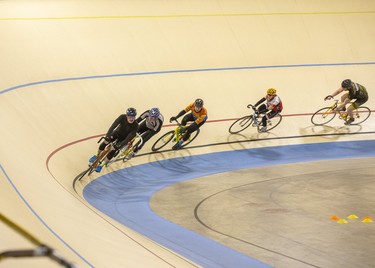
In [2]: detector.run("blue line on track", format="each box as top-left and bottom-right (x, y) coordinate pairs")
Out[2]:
(1, 61), (375, 94)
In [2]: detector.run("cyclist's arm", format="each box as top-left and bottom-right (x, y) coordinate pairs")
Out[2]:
(136, 111), (148, 123)
(175, 110), (186, 119)
(254, 97), (266, 107)
(326, 87), (345, 100)
(153, 118), (163, 132)
(105, 115), (123, 137)
(117, 127), (138, 149)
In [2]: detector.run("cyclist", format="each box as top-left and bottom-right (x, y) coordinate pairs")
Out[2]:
(89, 107), (139, 172)
(128, 107), (164, 158)
(324, 79), (369, 125)
(169, 98), (208, 150)
(252, 88), (283, 132)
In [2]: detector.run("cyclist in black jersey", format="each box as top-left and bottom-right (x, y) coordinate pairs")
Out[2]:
(89, 107), (139, 172)
(325, 79), (369, 125)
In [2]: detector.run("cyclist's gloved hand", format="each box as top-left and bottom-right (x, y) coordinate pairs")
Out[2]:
(104, 136), (111, 142)
(169, 116), (177, 123)
(324, 95), (333, 101)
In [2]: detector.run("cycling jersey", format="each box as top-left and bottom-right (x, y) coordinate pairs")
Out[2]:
(255, 95), (283, 113)
(136, 110), (164, 132)
(184, 103), (208, 124)
(267, 95), (283, 112)
(106, 114), (138, 147)
(347, 83), (368, 101)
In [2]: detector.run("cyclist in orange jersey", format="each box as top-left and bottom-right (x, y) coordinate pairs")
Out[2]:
(169, 98), (208, 150)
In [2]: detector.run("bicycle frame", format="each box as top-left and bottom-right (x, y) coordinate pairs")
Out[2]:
(324, 100), (359, 120)
(93, 138), (116, 165)
(115, 133), (143, 162)
(172, 124), (186, 143)
(151, 118), (200, 151)
(321, 100), (345, 118)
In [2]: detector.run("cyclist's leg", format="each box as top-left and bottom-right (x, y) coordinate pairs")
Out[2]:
(95, 133), (120, 172)
(259, 111), (278, 132)
(257, 104), (268, 114)
(336, 93), (349, 111)
(172, 114), (201, 150)
(346, 96), (368, 124)
(90, 133), (116, 162)
(182, 121), (205, 141)
(181, 113), (194, 126)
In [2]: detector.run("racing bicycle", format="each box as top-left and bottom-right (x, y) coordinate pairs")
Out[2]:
(229, 104), (282, 134)
(311, 100), (371, 126)
(78, 134), (142, 181)
(151, 119), (200, 151)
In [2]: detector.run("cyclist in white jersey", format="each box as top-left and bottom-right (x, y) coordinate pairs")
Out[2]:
(131, 107), (164, 157)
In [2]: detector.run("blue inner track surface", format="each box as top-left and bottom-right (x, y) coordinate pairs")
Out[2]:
(84, 140), (375, 268)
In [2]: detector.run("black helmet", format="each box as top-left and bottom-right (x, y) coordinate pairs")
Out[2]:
(341, 79), (352, 89)
(126, 107), (137, 116)
(194, 98), (204, 108)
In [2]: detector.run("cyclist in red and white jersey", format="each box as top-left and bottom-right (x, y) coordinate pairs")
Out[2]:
(252, 88), (283, 132)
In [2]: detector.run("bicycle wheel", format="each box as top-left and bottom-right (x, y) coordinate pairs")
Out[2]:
(87, 161), (99, 176)
(151, 131), (175, 151)
(260, 114), (282, 131)
(181, 128), (200, 148)
(311, 107), (336, 126)
(77, 167), (91, 181)
(229, 115), (253, 134)
(352, 106), (371, 125)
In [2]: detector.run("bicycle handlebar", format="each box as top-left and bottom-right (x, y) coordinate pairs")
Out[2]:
(134, 132), (144, 147)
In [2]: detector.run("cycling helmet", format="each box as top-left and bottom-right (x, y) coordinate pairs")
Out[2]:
(194, 98), (204, 108)
(341, 79), (352, 89)
(267, 88), (277, 96)
(126, 107), (137, 116)
(149, 107), (160, 117)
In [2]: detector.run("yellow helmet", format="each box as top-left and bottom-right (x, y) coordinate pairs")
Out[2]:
(267, 88), (277, 96)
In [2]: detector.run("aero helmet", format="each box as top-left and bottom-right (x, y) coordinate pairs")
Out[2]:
(126, 107), (137, 116)
(267, 88), (277, 96)
(341, 79), (352, 89)
(194, 98), (204, 108)
(149, 107), (160, 117)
